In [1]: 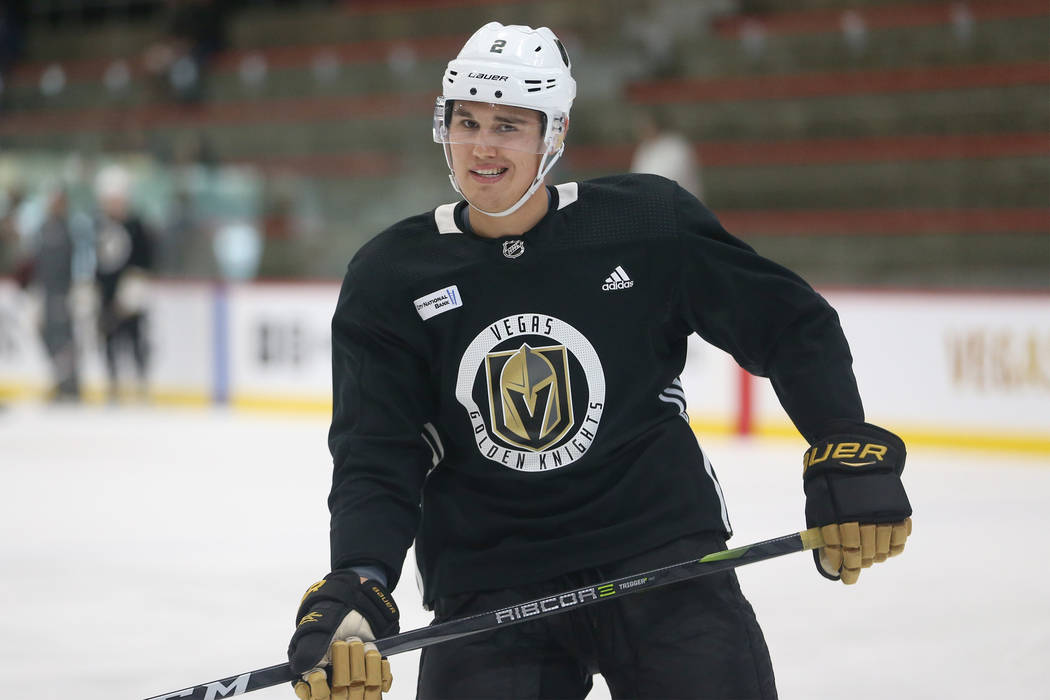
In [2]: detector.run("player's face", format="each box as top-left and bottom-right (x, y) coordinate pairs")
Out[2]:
(446, 101), (545, 212)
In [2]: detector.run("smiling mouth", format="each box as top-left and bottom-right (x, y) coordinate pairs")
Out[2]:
(470, 167), (508, 180)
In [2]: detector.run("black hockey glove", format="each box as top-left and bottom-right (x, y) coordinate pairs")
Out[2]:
(803, 421), (913, 585)
(288, 571), (399, 699)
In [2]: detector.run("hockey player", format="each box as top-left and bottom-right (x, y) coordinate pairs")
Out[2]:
(287, 22), (912, 700)
(93, 165), (154, 401)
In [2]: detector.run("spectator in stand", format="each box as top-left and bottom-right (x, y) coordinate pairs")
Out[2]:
(93, 165), (155, 401)
(630, 107), (704, 200)
(143, 0), (231, 103)
(0, 0), (28, 112)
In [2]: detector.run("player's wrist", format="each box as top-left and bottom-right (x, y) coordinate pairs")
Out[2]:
(288, 572), (400, 675)
(802, 421), (910, 526)
(347, 563), (389, 588)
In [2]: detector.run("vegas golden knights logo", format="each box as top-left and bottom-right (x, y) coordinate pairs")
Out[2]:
(457, 313), (605, 472)
(485, 343), (574, 451)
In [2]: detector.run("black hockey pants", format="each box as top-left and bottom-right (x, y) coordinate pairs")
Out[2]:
(417, 533), (777, 700)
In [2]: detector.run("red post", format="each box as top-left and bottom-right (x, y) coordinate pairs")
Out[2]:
(737, 367), (753, 436)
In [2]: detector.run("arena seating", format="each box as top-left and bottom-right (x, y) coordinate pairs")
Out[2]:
(3, 0), (1047, 284)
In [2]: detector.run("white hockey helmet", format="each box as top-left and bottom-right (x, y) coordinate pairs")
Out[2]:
(433, 22), (576, 217)
(94, 163), (131, 202)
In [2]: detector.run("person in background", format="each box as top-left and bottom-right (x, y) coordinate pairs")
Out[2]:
(93, 165), (154, 401)
(0, 0), (27, 112)
(31, 187), (80, 401)
(630, 106), (704, 201)
(143, 0), (231, 104)
(1, 185), (26, 276)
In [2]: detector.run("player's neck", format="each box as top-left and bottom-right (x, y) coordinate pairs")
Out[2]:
(467, 185), (550, 239)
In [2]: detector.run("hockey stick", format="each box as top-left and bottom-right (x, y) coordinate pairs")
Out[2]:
(144, 527), (823, 700)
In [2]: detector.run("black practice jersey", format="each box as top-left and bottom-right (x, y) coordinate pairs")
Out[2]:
(95, 214), (153, 308)
(328, 174), (863, 604)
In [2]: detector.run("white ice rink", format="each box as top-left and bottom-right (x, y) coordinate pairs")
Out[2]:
(2, 403), (1048, 700)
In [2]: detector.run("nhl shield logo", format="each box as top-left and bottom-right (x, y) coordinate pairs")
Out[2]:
(502, 240), (525, 259)
(485, 343), (573, 452)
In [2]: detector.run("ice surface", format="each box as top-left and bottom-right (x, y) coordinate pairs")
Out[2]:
(1, 403), (1048, 699)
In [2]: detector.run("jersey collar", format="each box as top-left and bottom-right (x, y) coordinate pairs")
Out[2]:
(433, 182), (579, 235)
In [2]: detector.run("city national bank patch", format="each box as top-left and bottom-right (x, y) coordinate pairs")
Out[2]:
(415, 285), (463, 321)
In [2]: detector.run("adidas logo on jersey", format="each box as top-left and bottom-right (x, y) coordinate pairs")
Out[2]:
(602, 266), (634, 291)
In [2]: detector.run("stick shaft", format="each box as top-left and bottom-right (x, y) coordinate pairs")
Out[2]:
(144, 527), (823, 700)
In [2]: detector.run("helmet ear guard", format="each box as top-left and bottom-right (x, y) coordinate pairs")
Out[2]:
(548, 113), (568, 152)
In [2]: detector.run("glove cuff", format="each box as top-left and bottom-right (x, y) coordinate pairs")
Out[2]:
(803, 421), (906, 479)
(356, 579), (400, 634)
(288, 572), (400, 675)
(802, 422), (911, 528)
(294, 572), (398, 630)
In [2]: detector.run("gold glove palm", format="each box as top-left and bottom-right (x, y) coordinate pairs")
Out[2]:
(294, 638), (393, 700)
(818, 518), (912, 584)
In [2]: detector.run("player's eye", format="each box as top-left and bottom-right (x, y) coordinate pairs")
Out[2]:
(457, 118), (478, 129)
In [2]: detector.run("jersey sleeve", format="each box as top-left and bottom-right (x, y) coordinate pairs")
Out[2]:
(670, 185), (864, 443)
(327, 259), (436, 588)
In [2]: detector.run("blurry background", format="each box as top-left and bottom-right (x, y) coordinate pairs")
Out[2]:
(1, 0), (1046, 284)
(0, 1), (1048, 699)
(3, 0), (1047, 432)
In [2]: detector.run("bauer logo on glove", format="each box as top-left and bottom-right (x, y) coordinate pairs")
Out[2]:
(803, 441), (888, 469)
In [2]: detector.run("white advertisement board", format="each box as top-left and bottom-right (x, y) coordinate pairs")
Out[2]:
(752, 290), (1050, 449)
(0, 280), (51, 395)
(2, 279), (1046, 452)
(225, 282), (338, 410)
(145, 282), (215, 402)
(680, 335), (741, 435)
(0, 279), (213, 402)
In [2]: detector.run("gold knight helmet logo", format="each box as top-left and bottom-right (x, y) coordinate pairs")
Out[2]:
(485, 343), (574, 451)
(457, 313), (606, 471)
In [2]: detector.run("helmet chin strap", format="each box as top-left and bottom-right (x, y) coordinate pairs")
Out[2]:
(445, 144), (565, 219)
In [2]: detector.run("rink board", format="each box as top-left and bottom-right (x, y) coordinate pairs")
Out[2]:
(1, 279), (1047, 452)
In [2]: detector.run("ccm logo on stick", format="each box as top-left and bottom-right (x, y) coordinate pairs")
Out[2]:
(149, 673), (250, 699)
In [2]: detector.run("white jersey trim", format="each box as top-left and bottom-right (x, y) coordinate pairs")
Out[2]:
(435, 184), (575, 234)
(658, 377), (688, 422)
(434, 202), (461, 234)
(422, 422), (445, 469)
(556, 182), (579, 210)
(702, 449), (732, 534)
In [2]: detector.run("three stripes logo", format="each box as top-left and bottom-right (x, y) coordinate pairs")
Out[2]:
(602, 266), (634, 291)
(658, 377), (689, 423)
